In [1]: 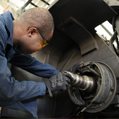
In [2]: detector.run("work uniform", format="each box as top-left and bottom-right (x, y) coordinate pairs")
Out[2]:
(0, 11), (58, 118)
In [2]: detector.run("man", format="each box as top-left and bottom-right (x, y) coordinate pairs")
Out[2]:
(0, 7), (75, 118)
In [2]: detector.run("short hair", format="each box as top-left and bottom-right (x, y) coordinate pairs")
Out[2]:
(19, 7), (54, 41)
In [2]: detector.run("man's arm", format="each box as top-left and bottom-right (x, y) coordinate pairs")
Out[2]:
(10, 53), (59, 78)
(0, 53), (47, 104)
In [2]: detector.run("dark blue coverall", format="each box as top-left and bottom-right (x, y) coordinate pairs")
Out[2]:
(0, 11), (58, 118)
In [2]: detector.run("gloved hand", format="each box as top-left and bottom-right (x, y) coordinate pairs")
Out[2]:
(44, 72), (70, 97)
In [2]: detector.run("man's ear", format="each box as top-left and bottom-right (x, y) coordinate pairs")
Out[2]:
(27, 26), (37, 37)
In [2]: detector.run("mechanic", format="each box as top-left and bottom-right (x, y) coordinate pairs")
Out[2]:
(0, 7), (75, 119)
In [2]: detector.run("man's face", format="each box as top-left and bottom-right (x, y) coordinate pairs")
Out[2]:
(16, 26), (51, 54)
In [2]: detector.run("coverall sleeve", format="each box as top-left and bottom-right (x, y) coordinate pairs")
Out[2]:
(0, 53), (46, 104)
(11, 54), (59, 78)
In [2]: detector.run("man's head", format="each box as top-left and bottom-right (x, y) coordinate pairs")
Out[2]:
(13, 7), (54, 54)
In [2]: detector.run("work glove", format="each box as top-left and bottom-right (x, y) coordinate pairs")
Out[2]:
(44, 72), (70, 97)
